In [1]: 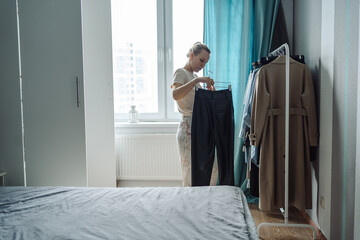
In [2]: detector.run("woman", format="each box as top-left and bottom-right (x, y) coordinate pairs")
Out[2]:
(171, 42), (218, 187)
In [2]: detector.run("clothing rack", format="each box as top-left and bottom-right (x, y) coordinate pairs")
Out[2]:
(256, 43), (317, 239)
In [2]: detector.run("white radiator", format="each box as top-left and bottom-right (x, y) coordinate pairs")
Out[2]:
(116, 134), (181, 180)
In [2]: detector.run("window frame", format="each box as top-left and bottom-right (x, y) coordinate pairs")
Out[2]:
(164, 0), (180, 120)
(113, 0), (200, 122)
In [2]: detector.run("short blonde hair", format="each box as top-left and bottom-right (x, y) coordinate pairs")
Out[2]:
(186, 42), (211, 57)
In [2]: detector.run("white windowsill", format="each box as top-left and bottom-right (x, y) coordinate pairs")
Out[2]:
(115, 121), (179, 135)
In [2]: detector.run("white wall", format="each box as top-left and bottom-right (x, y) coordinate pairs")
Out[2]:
(293, 0), (325, 232)
(292, 0), (359, 239)
(318, 0), (334, 236)
(82, 0), (116, 187)
(330, 0), (358, 238)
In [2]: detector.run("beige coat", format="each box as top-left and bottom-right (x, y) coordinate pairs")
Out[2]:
(250, 56), (318, 211)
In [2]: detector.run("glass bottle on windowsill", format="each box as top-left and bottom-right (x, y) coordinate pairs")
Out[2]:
(128, 105), (139, 123)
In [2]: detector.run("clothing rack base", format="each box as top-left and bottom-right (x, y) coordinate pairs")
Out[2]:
(257, 222), (317, 239)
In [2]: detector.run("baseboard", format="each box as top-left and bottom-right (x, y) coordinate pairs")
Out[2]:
(300, 210), (327, 240)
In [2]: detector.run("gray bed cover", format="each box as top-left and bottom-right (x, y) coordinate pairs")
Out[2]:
(0, 185), (258, 240)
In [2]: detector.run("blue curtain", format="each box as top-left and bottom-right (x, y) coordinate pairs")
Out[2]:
(253, 0), (280, 61)
(204, 0), (279, 198)
(204, 0), (252, 189)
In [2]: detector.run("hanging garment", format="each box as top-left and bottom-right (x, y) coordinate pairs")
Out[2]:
(241, 70), (260, 197)
(250, 162), (259, 197)
(191, 89), (235, 186)
(250, 55), (318, 211)
(240, 56), (305, 168)
(240, 69), (258, 139)
(240, 68), (260, 166)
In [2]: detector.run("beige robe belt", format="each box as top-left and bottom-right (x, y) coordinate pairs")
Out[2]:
(249, 108), (307, 143)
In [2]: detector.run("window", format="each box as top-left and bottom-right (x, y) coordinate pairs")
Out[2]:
(111, 0), (204, 121)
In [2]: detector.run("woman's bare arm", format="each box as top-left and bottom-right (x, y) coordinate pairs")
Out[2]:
(172, 77), (214, 100)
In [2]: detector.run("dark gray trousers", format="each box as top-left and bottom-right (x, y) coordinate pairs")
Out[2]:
(191, 89), (235, 186)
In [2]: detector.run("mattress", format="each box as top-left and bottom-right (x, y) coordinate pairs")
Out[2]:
(0, 185), (258, 239)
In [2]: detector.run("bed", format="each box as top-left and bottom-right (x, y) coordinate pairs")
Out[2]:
(0, 185), (258, 239)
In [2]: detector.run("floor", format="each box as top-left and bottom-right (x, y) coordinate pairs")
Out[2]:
(249, 203), (324, 240)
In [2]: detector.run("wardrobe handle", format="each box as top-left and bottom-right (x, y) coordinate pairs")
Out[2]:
(158, 48), (163, 62)
(76, 77), (80, 108)
(167, 48), (172, 61)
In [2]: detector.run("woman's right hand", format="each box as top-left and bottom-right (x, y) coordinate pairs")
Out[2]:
(196, 77), (214, 90)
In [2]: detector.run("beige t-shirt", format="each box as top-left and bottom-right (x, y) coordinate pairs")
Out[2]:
(172, 68), (201, 117)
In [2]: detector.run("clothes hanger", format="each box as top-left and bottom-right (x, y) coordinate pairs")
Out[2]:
(213, 81), (232, 91)
(196, 82), (231, 91)
(262, 45), (306, 65)
(259, 54), (305, 66)
(204, 70), (232, 91)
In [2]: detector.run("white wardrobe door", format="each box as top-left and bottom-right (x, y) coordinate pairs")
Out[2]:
(82, 0), (116, 187)
(18, 0), (87, 186)
(0, 0), (25, 186)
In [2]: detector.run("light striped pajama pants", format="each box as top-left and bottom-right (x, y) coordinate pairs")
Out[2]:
(176, 116), (218, 187)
